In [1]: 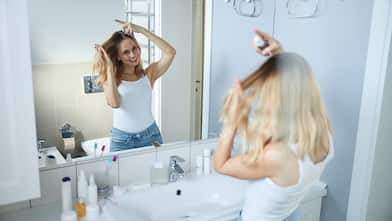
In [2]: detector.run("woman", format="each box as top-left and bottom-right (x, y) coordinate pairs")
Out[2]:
(214, 30), (334, 221)
(94, 19), (176, 152)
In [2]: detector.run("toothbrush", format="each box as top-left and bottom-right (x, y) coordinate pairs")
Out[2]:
(94, 142), (98, 158)
(105, 155), (117, 169)
(152, 142), (160, 162)
(104, 155), (118, 177)
(100, 145), (106, 157)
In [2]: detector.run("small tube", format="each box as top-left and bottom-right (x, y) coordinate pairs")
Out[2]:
(196, 155), (203, 176)
(203, 149), (211, 176)
(61, 176), (72, 212)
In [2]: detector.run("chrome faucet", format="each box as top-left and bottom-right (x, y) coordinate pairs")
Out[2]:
(37, 139), (46, 153)
(168, 155), (185, 182)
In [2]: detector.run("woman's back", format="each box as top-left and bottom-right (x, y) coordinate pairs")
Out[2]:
(241, 139), (334, 221)
(213, 34), (334, 221)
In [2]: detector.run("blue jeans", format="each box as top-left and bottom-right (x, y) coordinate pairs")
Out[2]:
(110, 122), (163, 152)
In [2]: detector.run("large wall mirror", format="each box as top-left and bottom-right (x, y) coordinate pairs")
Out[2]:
(28, 0), (205, 158)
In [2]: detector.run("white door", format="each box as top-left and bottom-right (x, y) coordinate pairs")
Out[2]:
(190, 0), (204, 140)
(0, 0), (41, 205)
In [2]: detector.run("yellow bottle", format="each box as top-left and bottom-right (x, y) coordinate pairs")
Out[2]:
(76, 198), (86, 219)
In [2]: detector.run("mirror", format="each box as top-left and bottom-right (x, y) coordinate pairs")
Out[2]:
(28, 0), (204, 157)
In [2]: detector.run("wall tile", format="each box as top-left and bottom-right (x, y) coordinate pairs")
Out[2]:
(118, 152), (155, 186)
(32, 62), (112, 147)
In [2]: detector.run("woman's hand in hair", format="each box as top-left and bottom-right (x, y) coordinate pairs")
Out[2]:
(222, 80), (251, 130)
(114, 19), (134, 36)
(94, 44), (114, 73)
(115, 19), (146, 35)
(254, 29), (283, 56)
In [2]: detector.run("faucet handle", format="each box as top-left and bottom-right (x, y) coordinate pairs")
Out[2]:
(170, 155), (185, 163)
(37, 139), (46, 149)
(152, 141), (161, 148)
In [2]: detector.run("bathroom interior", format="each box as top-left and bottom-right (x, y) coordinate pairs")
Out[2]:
(0, 0), (392, 221)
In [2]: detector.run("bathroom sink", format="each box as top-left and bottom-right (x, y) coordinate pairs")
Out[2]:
(102, 174), (328, 221)
(81, 137), (111, 157)
(38, 147), (66, 168)
(104, 174), (247, 221)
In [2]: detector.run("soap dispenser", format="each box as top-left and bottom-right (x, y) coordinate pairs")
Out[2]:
(150, 142), (168, 185)
(150, 161), (168, 185)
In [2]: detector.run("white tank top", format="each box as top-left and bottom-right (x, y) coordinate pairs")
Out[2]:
(112, 75), (155, 133)
(241, 138), (335, 221)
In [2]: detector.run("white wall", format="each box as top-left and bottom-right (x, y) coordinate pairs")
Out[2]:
(28, 0), (123, 64)
(208, 0), (276, 137)
(365, 34), (392, 221)
(274, 1), (373, 220)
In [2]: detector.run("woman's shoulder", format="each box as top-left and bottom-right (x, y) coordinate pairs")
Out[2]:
(265, 142), (302, 168)
(260, 142), (291, 166)
(264, 142), (290, 155)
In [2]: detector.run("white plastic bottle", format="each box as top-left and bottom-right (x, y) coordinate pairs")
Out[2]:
(76, 170), (88, 219)
(86, 174), (99, 221)
(196, 155), (203, 176)
(61, 176), (77, 221)
(78, 170), (88, 200)
(203, 149), (211, 176)
(61, 176), (72, 212)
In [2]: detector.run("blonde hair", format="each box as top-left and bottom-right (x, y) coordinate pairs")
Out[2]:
(94, 31), (144, 87)
(222, 53), (331, 165)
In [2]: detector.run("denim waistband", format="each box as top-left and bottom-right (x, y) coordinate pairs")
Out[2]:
(111, 122), (159, 138)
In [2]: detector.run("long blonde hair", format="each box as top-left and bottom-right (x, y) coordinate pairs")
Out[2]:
(94, 31), (144, 87)
(222, 53), (331, 165)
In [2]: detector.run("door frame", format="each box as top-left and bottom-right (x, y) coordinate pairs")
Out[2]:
(201, 0), (213, 139)
(347, 0), (392, 220)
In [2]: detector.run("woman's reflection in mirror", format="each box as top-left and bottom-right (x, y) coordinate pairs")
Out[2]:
(94, 19), (176, 152)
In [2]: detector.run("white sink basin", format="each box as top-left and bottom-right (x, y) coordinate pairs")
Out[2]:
(81, 137), (111, 157)
(103, 174), (247, 221)
(102, 174), (327, 221)
(38, 147), (66, 168)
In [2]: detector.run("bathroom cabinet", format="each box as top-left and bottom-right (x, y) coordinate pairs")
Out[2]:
(31, 166), (77, 207)
(76, 158), (120, 189)
(31, 158), (120, 207)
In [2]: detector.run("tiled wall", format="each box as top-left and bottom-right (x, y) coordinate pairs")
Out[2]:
(32, 63), (112, 147)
